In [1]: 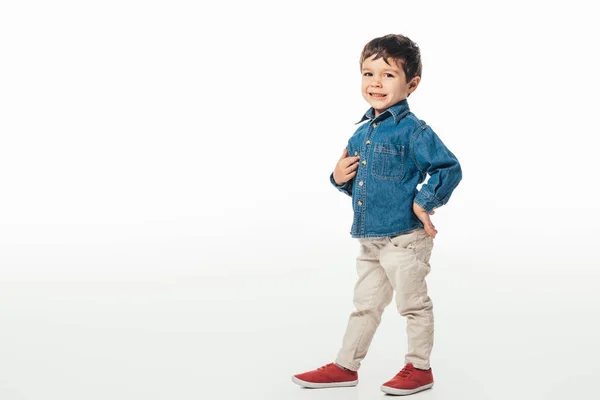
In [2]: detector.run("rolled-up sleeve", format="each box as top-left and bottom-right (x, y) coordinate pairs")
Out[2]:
(412, 126), (462, 212)
(330, 172), (353, 196)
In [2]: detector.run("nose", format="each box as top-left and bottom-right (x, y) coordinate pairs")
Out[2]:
(370, 79), (381, 87)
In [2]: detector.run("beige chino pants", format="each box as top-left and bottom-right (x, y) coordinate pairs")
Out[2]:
(335, 228), (435, 371)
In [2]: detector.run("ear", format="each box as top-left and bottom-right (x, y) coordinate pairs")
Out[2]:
(409, 76), (421, 89)
(408, 76), (421, 94)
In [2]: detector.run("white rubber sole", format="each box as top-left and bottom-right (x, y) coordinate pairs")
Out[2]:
(291, 376), (358, 388)
(380, 382), (434, 395)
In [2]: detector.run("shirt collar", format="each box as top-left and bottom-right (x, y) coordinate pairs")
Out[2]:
(355, 98), (411, 125)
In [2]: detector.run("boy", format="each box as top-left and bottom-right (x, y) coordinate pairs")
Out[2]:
(292, 34), (462, 396)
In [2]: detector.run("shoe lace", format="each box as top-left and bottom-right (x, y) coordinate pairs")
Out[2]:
(397, 364), (414, 378)
(318, 363), (334, 370)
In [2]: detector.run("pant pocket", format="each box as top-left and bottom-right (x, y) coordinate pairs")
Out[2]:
(387, 229), (420, 249)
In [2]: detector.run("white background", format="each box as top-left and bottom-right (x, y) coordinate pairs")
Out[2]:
(1, 1), (599, 399)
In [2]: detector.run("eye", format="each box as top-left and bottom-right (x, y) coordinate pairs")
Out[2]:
(384, 73), (394, 78)
(363, 72), (372, 76)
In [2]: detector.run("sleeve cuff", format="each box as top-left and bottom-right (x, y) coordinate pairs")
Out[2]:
(414, 189), (442, 213)
(330, 172), (352, 194)
(330, 172), (344, 187)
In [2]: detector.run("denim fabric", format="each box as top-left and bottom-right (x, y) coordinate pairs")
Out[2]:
(330, 99), (462, 238)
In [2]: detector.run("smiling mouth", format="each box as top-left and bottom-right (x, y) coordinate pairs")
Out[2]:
(369, 93), (387, 98)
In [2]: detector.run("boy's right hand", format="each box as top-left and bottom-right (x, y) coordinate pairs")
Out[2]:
(333, 148), (360, 186)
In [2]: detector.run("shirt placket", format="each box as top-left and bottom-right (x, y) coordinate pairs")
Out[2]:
(354, 120), (378, 236)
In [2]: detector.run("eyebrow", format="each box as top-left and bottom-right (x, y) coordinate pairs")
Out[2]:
(362, 68), (401, 73)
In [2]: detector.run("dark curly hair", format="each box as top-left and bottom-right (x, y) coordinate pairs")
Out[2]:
(360, 34), (423, 84)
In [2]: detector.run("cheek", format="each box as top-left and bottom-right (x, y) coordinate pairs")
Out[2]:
(384, 85), (398, 95)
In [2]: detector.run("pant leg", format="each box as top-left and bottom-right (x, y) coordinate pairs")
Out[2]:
(335, 238), (394, 371)
(379, 228), (434, 370)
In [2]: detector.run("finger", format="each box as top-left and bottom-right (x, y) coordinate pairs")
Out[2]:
(426, 224), (437, 238)
(419, 214), (435, 236)
(429, 210), (435, 215)
(345, 162), (359, 172)
(340, 148), (348, 160)
(341, 156), (360, 168)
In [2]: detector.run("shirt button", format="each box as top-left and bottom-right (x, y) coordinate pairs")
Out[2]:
(361, 160), (366, 165)
(358, 201), (363, 206)
(372, 123), (378, 128)
(354, 151), (358, 156)
(359, 181), (364, 186)
(366, 140), (371, 145)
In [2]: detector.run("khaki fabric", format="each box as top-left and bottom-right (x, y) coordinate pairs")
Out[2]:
(335, 228), (435, 371)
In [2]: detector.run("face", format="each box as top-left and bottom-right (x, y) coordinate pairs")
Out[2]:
(361, 55), (420, 117)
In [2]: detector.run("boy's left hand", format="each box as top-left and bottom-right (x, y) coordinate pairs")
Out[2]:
(413, 202), (438, 238)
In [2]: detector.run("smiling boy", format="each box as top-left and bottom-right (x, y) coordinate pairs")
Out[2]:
(292, 34), (462, 396)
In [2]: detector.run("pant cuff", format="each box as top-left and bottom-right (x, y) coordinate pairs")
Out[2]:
(408, 361), (431, 370)
(334, 357), (360, 372)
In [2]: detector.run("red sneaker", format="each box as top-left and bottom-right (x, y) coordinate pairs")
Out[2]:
(381, 363), (434, 395)
(292, 363), (358, 388)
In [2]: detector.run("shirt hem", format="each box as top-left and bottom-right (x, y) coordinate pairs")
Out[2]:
(350, 224), (424, 239)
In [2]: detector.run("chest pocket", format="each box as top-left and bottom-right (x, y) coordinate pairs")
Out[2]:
(372, 143), (405, 180)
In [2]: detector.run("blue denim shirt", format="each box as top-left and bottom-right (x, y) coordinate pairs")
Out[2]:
(330, 99), (462, 238)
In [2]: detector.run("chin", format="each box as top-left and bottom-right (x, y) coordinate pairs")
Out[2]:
(369, 100), (389, 109)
